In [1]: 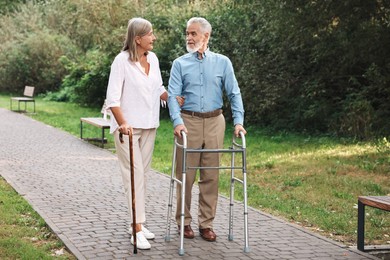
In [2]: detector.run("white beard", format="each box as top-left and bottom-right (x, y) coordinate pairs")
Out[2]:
(186, 42), (202, 53)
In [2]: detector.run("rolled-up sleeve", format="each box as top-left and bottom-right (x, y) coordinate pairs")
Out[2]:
(106, 56), (124, 110)
(158, 85), (166, 96)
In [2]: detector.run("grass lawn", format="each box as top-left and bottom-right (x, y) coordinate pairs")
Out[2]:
(0, 176), (76, 259)
(1, 94), (389, 252)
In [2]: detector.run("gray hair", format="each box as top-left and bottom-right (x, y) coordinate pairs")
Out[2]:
(122, 17), (152, 62)
(187, 17), (212, 35)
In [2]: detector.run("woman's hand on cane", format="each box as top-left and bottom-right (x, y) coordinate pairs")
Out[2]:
(119, 123), (132, 135)
(118, 124), (133, 144)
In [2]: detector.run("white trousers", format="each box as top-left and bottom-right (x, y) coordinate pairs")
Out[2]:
(114, 128), (156, 224)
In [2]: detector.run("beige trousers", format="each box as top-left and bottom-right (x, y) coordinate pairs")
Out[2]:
(175, 113), (225, 229)
(114, 128), (156, 224)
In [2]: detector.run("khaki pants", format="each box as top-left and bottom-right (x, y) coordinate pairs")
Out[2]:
(114, 128), (156, 224)
(175, 113), (225, 229)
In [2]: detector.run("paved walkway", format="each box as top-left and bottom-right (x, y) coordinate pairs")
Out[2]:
(0, 108), (380, 260)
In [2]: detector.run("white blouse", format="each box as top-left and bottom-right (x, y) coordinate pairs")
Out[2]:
(105, 51), (165, 133)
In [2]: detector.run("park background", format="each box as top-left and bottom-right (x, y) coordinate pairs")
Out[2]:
(1, 0), (390, 139)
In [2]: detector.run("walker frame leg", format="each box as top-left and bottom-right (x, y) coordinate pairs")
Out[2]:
(228, 148), (235, 241)
(242, 148), (250, 252)
(165, 140), (177, 242)
(178, 145), (187, 256)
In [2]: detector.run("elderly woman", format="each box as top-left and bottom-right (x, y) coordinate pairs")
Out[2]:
(105, 17), (167, 250)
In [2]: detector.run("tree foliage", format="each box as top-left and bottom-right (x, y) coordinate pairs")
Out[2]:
(208, 0), (390, 137)
(0, 0), (389, 138)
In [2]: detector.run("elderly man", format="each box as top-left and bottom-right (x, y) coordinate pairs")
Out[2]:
(168, 17), (246, 242)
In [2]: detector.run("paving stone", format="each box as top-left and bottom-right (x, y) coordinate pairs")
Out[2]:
(0, 108), (380, 260)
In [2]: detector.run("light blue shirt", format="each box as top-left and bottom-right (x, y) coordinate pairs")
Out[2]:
(168, 49), (244, 127)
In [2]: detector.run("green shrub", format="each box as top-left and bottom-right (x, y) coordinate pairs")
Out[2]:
(0, 31), (77, 94)
(59, 49), (112, 107)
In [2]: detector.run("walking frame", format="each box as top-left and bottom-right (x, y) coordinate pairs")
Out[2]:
(165, 131), (250, 256)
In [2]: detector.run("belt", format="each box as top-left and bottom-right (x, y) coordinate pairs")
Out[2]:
(181, 109), (222, 118)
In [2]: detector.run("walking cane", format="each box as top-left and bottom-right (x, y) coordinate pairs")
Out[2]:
(119, 130), (137, 254)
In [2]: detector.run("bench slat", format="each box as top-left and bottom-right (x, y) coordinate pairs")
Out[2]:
(80, 118), (110, 128)
(11, 97), (34, 101)
(358, 196), (390, 211)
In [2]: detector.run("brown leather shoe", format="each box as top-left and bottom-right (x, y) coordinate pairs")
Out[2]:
(199, 228), (217, 242)
(178, 225), (195, 239)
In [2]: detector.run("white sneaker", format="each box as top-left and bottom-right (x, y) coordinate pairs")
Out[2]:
(128, 225), (155, 240)
(141, 225), (155, 240)
(131, 231), (151, 250)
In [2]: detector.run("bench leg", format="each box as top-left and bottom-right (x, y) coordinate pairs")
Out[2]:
(101, 128), (105, 148)
(357, 200), (365, 251)
(80, 121), (83, 140)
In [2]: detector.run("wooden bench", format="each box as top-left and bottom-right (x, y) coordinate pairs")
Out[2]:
(10, 86), (35, 113)
(80, 101), (110, 148)
(357, 196), (390, 251)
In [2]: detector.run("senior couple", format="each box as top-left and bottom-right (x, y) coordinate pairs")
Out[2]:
(105, 16), (246, 250)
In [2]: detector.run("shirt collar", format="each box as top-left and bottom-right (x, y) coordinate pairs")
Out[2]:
(192, 48), (210, 59)
(202, 48), (210, 57)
